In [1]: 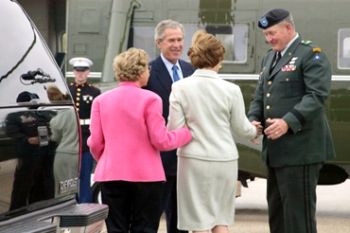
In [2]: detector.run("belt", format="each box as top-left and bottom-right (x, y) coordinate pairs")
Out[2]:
(80, 119), (91, 125)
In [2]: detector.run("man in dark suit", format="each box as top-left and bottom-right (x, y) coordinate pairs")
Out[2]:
(248, 9), (335, 233)
(144, 19), (195, 233)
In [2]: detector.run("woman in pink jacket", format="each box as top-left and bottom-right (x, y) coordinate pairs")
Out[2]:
(87, 48), (192, 233)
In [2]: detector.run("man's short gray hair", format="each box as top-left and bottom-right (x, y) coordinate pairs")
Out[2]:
(282, 14), (295, 28)
(154, 19), (185, 41)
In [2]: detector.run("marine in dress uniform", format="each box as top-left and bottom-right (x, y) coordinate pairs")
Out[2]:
(248, 9), (335, 233)
(68, 57), (101, 203)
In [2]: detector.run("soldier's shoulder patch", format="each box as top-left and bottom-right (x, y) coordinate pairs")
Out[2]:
(311, 46), (323, 61)
(301, 40), (323, 54)
(312, 47), (322, 53)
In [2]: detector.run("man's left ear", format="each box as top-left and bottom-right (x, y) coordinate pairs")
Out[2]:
(286, 23), (293, 32)
(156, 39), (162, 48)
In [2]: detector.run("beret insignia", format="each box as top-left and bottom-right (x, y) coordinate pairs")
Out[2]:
(259, 17), (268, 28)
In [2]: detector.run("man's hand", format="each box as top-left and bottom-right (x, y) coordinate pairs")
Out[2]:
(264, 118), (288, 140)
(251, 120), (262, 144)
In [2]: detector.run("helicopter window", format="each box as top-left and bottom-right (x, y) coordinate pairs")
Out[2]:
(183, 23), (248, 64)
(338, 28), (350, 69)
(343, 38), (350, 58)
(215, 24), (248, 64)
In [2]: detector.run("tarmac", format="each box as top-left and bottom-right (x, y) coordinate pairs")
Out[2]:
(102, 178), (350, 233)
(159, 178), (350, 233)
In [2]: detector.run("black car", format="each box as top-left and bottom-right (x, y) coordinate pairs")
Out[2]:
(0, 1), (107, 232)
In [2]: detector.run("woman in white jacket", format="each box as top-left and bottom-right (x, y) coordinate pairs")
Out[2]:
(168, 30), (261, 233)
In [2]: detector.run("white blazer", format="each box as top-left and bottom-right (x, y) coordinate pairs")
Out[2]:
(168, 69), (256, 161)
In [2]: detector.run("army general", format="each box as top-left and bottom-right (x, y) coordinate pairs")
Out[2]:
(248, 8), (335, 233)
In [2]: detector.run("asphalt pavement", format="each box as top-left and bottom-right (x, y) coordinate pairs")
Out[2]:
(158, 178), (350, 233)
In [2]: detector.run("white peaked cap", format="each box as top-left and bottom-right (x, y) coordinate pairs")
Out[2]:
(69, 57), (93, 68)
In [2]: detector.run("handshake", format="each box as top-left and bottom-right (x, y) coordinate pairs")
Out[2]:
(250, 121), (263, 144)
(250, 118), (289, 144)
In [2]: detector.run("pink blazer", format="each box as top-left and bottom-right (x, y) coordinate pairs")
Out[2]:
(87, 82), (192, 182)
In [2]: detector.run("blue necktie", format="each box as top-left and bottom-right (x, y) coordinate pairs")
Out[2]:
(172, 65), (180, 82)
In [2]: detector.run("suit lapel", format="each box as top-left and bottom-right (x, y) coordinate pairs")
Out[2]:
(267, 52), (276, 74)
(179, 60), (193, 78)
(152, 57), (193, 93)
(153, 57), (173, 93)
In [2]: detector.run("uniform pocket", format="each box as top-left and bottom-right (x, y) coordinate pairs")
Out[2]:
(280, 77), (304, 97)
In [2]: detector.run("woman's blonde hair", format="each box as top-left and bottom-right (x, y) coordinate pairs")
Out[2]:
(187, 30), (225, 69)
(113, 48), (149, 82)
(46, 85), (69, 101)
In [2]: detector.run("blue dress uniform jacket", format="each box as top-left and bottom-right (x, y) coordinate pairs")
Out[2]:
(248, 36), (335, 167)
(69, 82), (101, 152)
(144, 56), (195, 175)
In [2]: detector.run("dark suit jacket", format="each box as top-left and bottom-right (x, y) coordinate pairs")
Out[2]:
(248, 36), (335, 167)
(144, 56), (195, 175)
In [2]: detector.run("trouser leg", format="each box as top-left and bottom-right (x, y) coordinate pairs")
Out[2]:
(78, 151), (93, 203)
(131, 182), (164, 233)
(101, 181), (132, 233)
(267, 167), (284, 233)
(267, 164), (322, 233)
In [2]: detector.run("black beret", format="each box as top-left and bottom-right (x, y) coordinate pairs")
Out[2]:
(258, 8), (290, 29)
